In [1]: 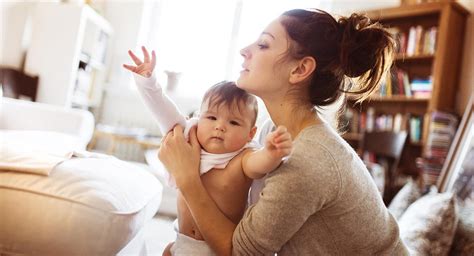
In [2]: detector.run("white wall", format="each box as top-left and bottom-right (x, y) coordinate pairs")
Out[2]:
(3, 0), (470, 126)
(0, 1), (37, 69)
(327, 0), (399, 15)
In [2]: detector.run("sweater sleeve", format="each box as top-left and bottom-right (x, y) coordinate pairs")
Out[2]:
(133, 72), (187, 135)
(232, 141), (341, 255)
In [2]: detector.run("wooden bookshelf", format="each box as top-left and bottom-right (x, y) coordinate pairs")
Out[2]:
(344, 2), (470, 176)
(395, 54), (434, 61)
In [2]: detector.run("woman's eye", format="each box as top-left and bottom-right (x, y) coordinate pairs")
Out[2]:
(257, 43), (268, 49)
(207, 116), (217, 120)
(230, 121), (240, 126)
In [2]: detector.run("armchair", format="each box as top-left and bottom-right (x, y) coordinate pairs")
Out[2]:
(0, 98), (163, 255)
(0, 97), (94, 150)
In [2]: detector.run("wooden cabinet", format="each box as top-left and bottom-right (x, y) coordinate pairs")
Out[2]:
(343, 2), (470, 175)
(24, 3), (112, 109)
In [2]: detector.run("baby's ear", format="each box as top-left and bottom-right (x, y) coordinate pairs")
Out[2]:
(249, 126), (257, 141)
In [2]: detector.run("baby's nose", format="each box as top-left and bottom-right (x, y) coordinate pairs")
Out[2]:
(215, 125), (225, 132)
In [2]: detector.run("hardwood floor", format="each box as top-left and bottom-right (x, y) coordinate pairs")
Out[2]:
(144, 214), (176, 255)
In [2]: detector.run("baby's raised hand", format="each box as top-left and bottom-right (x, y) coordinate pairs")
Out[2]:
(265, 125), (293, 160)
(123, 46), (156, 78)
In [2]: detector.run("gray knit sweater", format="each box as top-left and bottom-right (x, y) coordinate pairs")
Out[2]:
(232, 122), (409, 255)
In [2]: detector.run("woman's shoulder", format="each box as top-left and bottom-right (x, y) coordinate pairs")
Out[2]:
(293, 123), (352, 160)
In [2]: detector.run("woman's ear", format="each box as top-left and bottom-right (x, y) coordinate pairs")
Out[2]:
(289, 56), (316, 84)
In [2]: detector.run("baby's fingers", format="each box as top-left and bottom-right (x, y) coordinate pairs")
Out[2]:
(128, 50), (143, 65)
(151, 50), (156, 69)
(122, 64), (136, 72)
(142, 46), (150, 63)
(274, 126), (288, 136)
(273, 132), (291, 144)
(275, 140), (292, 150)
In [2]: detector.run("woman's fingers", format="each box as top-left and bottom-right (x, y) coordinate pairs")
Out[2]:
(142, 46), (150, 63)
(128, 50), (143, 65)
(172, 125), (184, 136)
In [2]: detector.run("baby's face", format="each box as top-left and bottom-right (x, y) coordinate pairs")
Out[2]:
(197, 100), (256, 154)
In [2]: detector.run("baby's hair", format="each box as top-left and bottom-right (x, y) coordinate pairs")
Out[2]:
(202, 81), (258, 126)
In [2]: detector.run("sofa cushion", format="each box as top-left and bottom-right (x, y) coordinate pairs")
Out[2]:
(388, 178), (422, 220)
(2, 130), (84, 155)
(398, 192), (458, 255)
(0, 157), (162, 255)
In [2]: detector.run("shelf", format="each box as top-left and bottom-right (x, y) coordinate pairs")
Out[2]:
(348, 95), (430, 103)
(410, 141), (423, 147)
(395, 54), (434, 62)
(343, 132), (424, 147)
(342, 133), (363, 141)
(364, 2), (468, 21)
(79, 52), (106, 70)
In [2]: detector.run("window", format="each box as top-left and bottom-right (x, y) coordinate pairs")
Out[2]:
(143, 0), (319, 97)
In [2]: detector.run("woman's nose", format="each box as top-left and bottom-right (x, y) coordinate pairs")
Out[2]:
(240, 45), (250, 58)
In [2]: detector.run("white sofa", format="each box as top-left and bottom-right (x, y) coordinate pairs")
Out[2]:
(0, 98), (163, 255)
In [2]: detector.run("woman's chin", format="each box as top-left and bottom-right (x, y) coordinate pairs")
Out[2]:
(236, 78), (250, 90)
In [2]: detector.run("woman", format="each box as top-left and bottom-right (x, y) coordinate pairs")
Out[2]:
(159, 9), (409, 255)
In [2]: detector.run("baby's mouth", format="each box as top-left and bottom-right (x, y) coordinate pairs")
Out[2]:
(210, 136), (224, 141)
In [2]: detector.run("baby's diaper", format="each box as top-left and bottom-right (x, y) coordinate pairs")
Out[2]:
(170, 233), (216, 256)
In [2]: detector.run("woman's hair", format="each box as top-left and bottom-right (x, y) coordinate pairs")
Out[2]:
(281, 9), (395, 106)
(202, 81), (259, 126)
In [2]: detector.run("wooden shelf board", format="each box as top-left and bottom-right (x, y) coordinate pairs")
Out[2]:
(342, 133), (424, 147)
(364, 2), (469, 21)
(395, 54), (434, 62)
(348, 95), (430, 103)
(342, 133), (362, 141)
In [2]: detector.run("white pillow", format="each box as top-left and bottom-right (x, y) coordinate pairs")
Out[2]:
(388, 178), (422, 220)
(398, 192), (458, 255)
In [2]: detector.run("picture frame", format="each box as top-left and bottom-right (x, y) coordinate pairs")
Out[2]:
(437, 95), (474, 198)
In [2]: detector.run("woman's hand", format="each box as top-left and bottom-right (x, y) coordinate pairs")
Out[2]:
(158, 125), (201, 189)
(123, 46), (156, 78)
(162, 242), (174, 256)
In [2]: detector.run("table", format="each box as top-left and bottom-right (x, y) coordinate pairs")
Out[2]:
(87, 124), (161, 155)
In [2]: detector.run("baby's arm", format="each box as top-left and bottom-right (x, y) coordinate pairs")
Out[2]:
(133, 72), (186, 134)
(124, 47), (186, 134)
(242, 126), (292, 179)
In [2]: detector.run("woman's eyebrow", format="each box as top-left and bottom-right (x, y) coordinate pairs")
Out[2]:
(261, 32), (275, 39)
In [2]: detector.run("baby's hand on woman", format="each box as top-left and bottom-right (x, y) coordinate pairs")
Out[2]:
(265, 125), (293, 160)
(123, 46), (156, 78)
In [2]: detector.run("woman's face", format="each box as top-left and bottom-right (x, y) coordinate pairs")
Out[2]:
(237, 17), (294, 97)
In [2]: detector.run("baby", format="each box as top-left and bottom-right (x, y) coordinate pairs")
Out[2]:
(124, 46), (292, 255)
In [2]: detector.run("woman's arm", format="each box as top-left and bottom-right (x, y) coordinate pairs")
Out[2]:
(158, 125), (237, 256)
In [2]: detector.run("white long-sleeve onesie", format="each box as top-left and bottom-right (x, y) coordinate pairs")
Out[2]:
(133, 73), (258, 187)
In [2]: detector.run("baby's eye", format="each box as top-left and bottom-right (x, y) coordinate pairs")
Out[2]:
(207, 116), (217, 120)
(230, 120), (240, 126)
